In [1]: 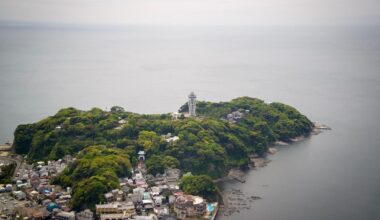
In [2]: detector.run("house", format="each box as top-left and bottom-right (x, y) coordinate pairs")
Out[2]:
(153, 195), (164, 206)
(104, 192), (114, 202)
(5, 184), (12, 192)
(133, 187), (145, 194)
(142, 192), (154, 209)
(129, 192), (143, 203)
(226, 110), (246, 123)
(112, 189), (124, 201)
(165, 169), (180, 185)
(96, 201), (136, 215)
(99, 213), (134, 220)
(55, 211), (76, 220)
(153, 206), (169, 216)
(174, 195), (206, 219)
(135, 214), (158, 220)
(143, 199), (154, 210)
(16, 206), (49, 219)
(168, 195), (176, 204)
(76, 209), (94, 220)
(165, 136), (179, 143)
(151, 186), (161, 196)
(12, 191), (26, 200)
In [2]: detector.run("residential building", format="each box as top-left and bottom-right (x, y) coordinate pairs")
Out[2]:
(174, 195), (206, 219)
(96, 201), (136, 215)
(76, 209), (94, 220)
(55, 211), (76, 220)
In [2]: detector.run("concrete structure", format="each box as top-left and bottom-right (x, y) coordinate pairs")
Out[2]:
(188, 92), (197, 117)
(174, 195), (206, 219)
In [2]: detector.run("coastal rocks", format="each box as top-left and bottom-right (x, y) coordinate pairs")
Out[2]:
(314, 123), (332, 130)
(274, 141), (289, 146)
(267, 147), (278, 155)
(312, 122), (332, 136)
(219, 188), (262, 217)
(290, 136), (305, 142)
(228, 169), (246, 183)
(250, 157), (270, 168)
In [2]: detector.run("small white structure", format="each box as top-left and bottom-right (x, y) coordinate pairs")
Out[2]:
(138, 151), (145, 161)
(171, 112), (181, 120)
(165, 136), (179, 143)
(188, 92), (197, 117)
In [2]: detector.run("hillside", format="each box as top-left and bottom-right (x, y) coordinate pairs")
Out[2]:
(14, 97), (313, 178)
(12, 96), (313, 209)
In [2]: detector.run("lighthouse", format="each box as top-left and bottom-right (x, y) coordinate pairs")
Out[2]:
(188, 92), (197, 117)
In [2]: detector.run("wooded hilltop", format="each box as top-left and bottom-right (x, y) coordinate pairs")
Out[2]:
(12, 97), (313, 209)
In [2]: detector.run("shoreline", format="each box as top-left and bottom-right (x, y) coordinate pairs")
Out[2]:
(217, 123), (331, 218)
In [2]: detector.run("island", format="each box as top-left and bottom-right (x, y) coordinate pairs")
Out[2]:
(4, 96), (314, 219)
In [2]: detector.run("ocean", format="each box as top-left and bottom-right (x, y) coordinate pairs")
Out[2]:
(0, 24), (379, 219)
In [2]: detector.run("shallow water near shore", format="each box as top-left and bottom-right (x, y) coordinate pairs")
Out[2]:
(1, 25), (380, 219)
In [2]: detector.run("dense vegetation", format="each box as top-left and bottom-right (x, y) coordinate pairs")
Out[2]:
(13, 97), (313, 208)
(0, 162), (16, 184)
(51, 146), (132, 210)
(179, 174), (219, 202)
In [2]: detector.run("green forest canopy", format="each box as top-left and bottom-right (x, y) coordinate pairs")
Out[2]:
(14, 97), (313, 177)
(13, 97), (313, 209)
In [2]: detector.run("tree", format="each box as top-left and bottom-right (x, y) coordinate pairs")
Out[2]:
(179, 174), (219, 202)
(162, 156), (180, 168)
(145, 155), (165, 175)
(0, 162), (16, 184)
(13, 124), (35, 154)
(137, 131), (163, 153)
(110, 106), (125, 113)
(71, 176), (109, 210)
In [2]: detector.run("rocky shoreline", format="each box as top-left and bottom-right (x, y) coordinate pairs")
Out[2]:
(219, 188), (262, 217)
(218, 122), (331, 217)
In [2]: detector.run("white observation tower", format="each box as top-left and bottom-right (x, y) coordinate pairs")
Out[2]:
(188, 92), (197, 117)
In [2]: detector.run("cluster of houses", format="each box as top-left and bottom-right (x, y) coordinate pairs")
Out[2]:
(1, 150), (218, 220)
(94, 151), (218, 220)
(0, 155), (76, 219)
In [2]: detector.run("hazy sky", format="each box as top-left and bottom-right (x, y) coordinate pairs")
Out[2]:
(0, 0), (379, 26)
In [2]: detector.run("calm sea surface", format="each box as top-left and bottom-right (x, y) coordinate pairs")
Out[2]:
(0, 25), (380, 219)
